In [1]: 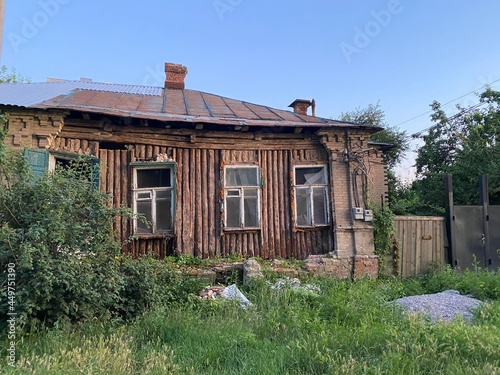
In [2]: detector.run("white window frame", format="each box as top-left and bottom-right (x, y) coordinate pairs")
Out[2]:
(293, 165), (330, 228)
(132, 163), (175, 235)
(224, 165), (261, 230)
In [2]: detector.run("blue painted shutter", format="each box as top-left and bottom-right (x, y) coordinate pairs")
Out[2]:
(24, 149), (49, 180)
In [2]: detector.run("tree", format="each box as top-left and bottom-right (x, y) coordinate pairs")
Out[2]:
(413, 88), (500, 213)
(339, 102), (409, 170)
(0, 65), (30, 83)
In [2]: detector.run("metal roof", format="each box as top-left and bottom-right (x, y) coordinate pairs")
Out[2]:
(0, 81), (377, 130)
(0, 81), (162, 107)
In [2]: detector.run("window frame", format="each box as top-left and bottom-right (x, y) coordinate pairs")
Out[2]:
(131, 162), (176, 236)
(293, 164), (330, 228)
(223, 165), (261, 230)
(24, 148), (100, 187)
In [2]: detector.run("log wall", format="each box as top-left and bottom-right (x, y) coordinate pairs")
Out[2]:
(43, 120), (385, 260)
(52, 123), (336, 259)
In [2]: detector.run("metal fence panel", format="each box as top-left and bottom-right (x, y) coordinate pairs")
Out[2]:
(487, 206), (500, 270)
(452, 206), (485, 269)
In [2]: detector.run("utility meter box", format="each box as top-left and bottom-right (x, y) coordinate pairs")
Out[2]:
(352, 207), (364, 220)
(363, 209), (373, 222)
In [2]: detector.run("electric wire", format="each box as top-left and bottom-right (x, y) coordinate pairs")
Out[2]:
(395, 78), (500, 129)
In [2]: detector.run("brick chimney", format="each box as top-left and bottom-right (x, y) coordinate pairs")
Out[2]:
(164, 63), (188, 89)
(288, 99), (312, 115)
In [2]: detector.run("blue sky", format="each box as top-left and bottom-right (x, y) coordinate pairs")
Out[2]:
(3, 0), (500, 177)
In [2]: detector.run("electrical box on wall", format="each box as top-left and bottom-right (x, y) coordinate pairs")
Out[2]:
(352, 207), (364, 220)
(364, 209), (373, 221)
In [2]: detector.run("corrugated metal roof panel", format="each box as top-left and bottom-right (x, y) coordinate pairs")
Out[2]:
(0, 81), (162, 107)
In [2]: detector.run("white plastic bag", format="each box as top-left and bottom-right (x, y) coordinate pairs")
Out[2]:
(220, 284), (252, 309)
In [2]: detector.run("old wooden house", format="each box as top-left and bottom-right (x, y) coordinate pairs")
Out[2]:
(0, 63), (388, 277)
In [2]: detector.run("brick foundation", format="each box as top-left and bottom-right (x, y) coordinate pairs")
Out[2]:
(353, 255), (379, 279)
(304, 253), (379, 279)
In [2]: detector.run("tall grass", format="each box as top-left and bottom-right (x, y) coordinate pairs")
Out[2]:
(1, 267), (499, 374)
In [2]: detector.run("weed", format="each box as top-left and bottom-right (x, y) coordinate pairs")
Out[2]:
(1, 266), (498, 374)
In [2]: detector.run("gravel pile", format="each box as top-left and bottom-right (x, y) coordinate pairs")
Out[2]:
(394, 290), (483, 323)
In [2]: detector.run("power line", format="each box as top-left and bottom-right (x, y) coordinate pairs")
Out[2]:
(409, 101), (485, 139)
(395, 78), (500, 128)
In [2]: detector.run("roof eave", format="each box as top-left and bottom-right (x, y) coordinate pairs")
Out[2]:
(31, 103), (381, 130)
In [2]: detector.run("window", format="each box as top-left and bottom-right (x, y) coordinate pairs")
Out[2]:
(24, 149), (100, 187)
(49, 152), (99, 185)
(132, 164), (175, 235)
(224, 166), (260, 229)
(294, 166), (329, 227)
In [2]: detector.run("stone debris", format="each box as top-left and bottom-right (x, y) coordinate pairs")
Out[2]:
(243, 259), (263, 284)
(198, 286), (225, 300)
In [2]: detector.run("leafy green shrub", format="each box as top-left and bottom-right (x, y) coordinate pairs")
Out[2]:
(371, 205), (395, 256)
(421, 265), (500, 300)
(117, 255), (204, 320)
(0, 149), (126, 327)
(0, 124), (128, 327)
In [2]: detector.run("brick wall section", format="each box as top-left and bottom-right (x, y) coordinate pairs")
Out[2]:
(368, 151), (388, 205)
(303, 254), (353, 279)
(353, 255), (379, 279)
(4, 109), (66, 150)
(303, 254), (379, 279)
(315, 129), (388, 277)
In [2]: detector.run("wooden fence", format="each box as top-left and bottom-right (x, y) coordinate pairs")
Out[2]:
(393, 216), (447, 278)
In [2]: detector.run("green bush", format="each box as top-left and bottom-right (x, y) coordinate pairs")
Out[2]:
(117, 255), (205, 320)
(421, 265), (500, 300)
(0, 147), (126, 327)
(371, 205), (395, 256)
(2, 270), (500, 374)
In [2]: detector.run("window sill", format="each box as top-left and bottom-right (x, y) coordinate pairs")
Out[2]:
(223, 228), (261, 233)
(294, 225), (330, 232)
(131, 233), (175, 240)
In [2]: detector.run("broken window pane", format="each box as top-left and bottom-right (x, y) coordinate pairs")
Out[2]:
(295, 167), (326, 185)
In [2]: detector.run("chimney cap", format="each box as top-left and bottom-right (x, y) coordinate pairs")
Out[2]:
(288, 98), (312, 107)
(288, 98), (313, 115)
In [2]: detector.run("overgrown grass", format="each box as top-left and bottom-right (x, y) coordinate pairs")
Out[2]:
(1, 267), (499, 374)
